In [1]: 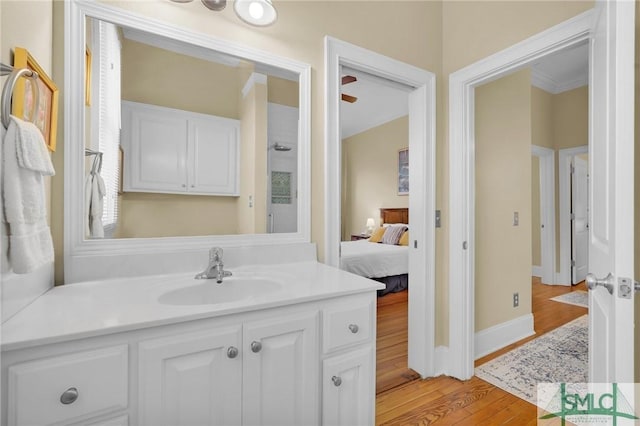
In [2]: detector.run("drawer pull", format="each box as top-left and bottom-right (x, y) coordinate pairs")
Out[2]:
(348, 324), (359, 334)
(227, 346), (239, 358)
(60, 387), (79, 405)
(331, 376), (342, 387)
(251, 341), (262, 353)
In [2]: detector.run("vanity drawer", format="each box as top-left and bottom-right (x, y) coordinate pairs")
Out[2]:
(7, 345), (128, 426)
(323, 298), (373, 353)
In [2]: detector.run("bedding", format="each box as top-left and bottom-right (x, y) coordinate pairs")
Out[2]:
(340, 239), (408, 278)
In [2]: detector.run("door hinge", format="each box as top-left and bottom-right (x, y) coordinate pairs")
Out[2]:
(618, 277), (640, 299)
(570, 164), (575, 174)
(570, 213), (575, 220)
(571, 259), (576, 267)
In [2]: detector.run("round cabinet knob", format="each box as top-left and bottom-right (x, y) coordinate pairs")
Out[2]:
(227, 346), (239, 359)
(331, 376), (342, 387)
(348, 324), (359, 334)
(251, 341), (262, 353)
(60, 387), (79, 405)
(181, 184), (186, 188)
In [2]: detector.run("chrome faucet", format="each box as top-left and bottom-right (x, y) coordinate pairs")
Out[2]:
(195, 247), (232, 283)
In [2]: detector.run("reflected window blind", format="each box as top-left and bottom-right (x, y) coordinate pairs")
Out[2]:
(97, 21), (121, 232)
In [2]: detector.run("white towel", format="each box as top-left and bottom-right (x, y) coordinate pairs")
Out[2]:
(89, 173), (105, 238)
(2, 115), (55, 274)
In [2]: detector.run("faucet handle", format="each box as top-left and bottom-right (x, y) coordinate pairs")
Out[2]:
(210, 247), (223, 262)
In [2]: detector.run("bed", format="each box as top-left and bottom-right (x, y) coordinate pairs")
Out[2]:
(340, 208), (409, 296)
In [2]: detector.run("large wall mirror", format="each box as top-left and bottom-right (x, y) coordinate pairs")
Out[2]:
(64, 0), (311, 279)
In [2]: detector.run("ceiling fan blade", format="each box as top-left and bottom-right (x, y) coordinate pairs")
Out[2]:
(342, 75), (357, 85)
(341, 93), (358, 103)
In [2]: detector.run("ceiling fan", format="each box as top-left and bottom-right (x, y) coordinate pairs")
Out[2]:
(341, 75), (357, 103)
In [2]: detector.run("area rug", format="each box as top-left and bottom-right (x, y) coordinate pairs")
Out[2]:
(475, 315), (588, 405)
(550, 290), (588, 308)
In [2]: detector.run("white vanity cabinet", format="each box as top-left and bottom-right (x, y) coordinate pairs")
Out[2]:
(1, 286), (378, 426)
(138, 311), (319, 426)
(320, 295), (377, 426)
(121, 100), (240, 196)
(138, 325), (243, 426)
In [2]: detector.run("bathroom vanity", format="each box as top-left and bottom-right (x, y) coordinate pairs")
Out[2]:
(0, 261), (383, 426)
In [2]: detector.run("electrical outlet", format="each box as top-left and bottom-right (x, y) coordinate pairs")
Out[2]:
(513, 211), (519, 226)
(513, 292), (519, 307)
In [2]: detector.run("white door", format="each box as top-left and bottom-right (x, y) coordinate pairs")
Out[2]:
(138, 326), (243, 426)
(242, 312), (319, 426)
(572, 156), (589, 284)
(587, 0), (635, 383)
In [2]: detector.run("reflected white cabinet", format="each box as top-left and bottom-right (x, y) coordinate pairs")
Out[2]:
(121, 101), (239, 196)
(138, 326), (243, 426)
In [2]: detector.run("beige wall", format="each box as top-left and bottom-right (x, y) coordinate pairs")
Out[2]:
(52, 0), (443, 285)
(267, 76), (298, 108)
(475, 69), (533, 331)
(115, 193), (238, 237)
(121, 38), (240, 118)
(49, 1), (604, 349)
(341, 117), (409, 240)
(237, 78), (268, 234)
(440, 0), (593, 345)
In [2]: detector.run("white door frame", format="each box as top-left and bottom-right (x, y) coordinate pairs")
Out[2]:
(448, 11), (593, 380)
(558, 145), (588, 285)
(324, 37), (437, 378)
(531, 145), (556, 285)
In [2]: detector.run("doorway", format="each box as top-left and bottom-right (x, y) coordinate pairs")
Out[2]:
(448, 11), (594, 380)
(324, 36), (437, 378)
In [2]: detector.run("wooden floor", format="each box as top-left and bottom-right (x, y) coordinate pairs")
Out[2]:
(375, 278), (588, 425)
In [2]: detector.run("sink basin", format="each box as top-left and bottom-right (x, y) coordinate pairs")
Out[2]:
(158, 276), (283, 306)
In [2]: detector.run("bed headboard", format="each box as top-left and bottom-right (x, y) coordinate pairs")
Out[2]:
(380, 208), (408, 225)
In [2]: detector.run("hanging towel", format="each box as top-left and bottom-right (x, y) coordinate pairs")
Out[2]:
(2, 115), (55, 274)
(87, 172), (105, 238)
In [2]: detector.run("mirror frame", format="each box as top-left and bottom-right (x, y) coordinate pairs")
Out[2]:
(64, 0), (311, 280)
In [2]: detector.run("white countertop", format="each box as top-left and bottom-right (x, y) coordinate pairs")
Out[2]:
(1, 261), (384, 352)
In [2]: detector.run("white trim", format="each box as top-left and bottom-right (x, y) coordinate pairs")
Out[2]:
(531, 145), (556, 285)
(324, 36), (436, 378)
(531, 67), (588, 94)
(558, 145), (588, 285)
(433, 346), (449, 376)
(64, 0), (311, 282)
(448, 10), (593, 380)
(532, 265), (542, 277)
(474, 314), (535, 360)
(241, 72), (268, 98)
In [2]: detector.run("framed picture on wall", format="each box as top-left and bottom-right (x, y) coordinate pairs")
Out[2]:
(398, 147), (409, 195)
(11, 47), (60, 151)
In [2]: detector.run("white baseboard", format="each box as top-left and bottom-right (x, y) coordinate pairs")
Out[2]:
(532, 265), (542, 277)
(474, 314), (535, 360)
(433, 345), (449, 376)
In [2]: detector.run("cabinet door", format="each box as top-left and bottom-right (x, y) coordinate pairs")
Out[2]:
(188, 117), (239, 195)
(243, 311), (319, 426)
(138, 326), (242, 426)
(322, 346), (374, 426)
(122, 101), (188, 193)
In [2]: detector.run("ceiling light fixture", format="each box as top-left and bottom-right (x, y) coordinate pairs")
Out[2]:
(169, 0), (277, 27)
(234, 0), (277, 27)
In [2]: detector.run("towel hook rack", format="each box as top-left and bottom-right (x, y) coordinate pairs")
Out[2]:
(1, 62), (40, 130)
